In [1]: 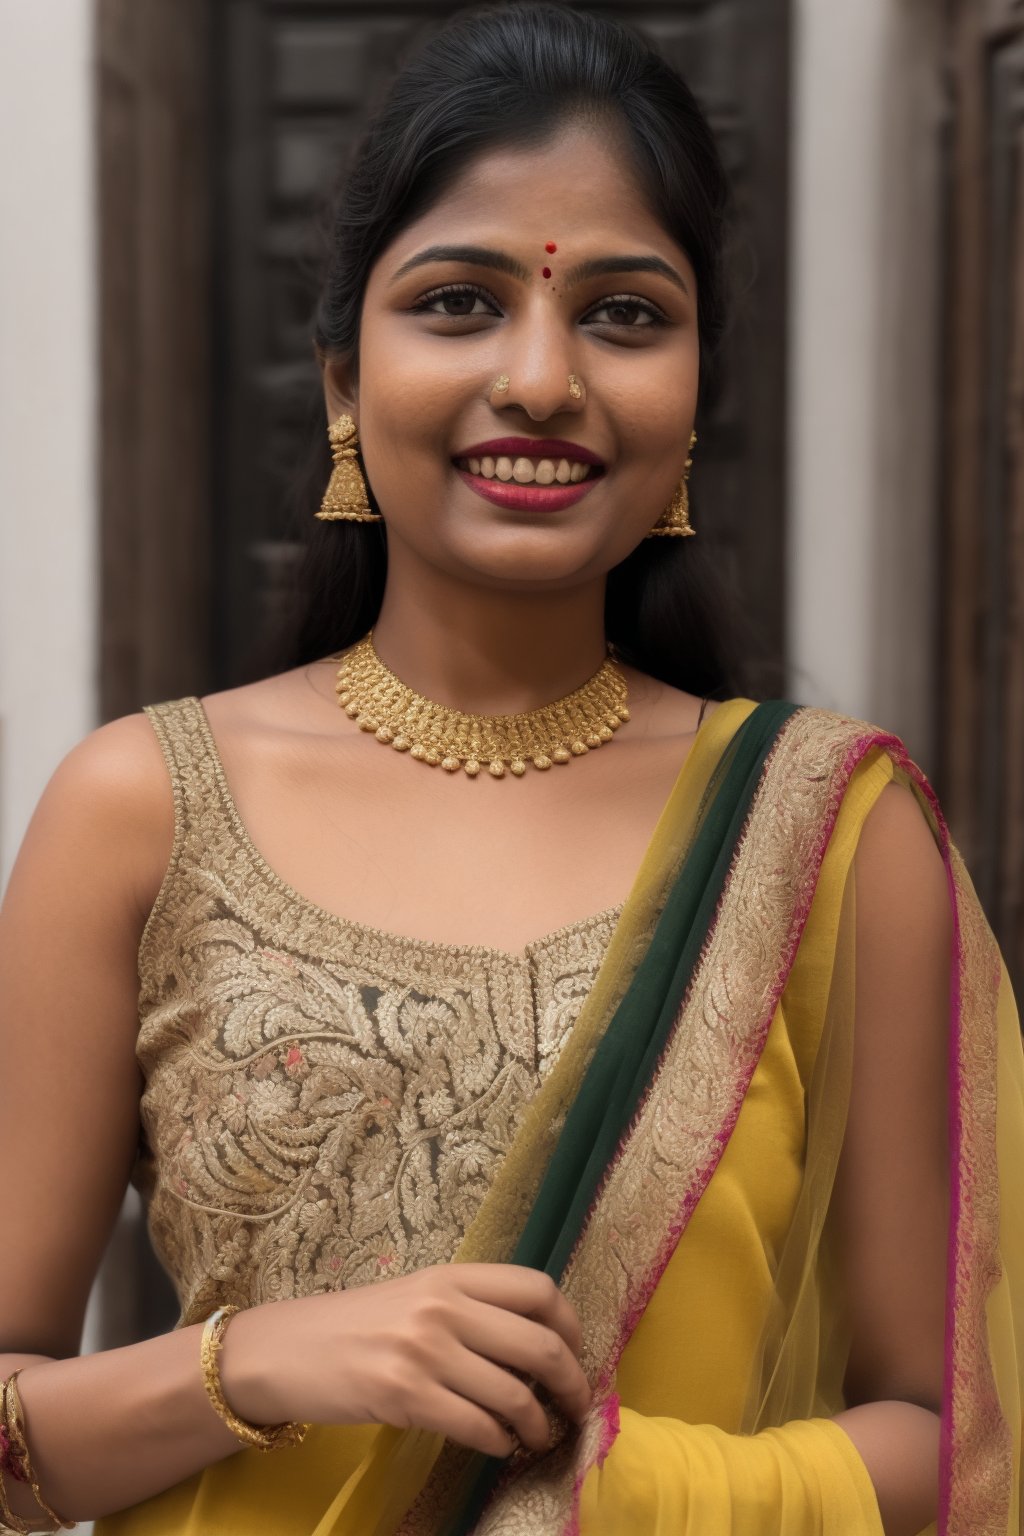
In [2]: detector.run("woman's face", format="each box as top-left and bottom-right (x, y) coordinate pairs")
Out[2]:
(324, 122), (699, 591)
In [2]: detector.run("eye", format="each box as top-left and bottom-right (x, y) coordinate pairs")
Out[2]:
(584, 295), (664, 329)
(411, 283), (501, 319)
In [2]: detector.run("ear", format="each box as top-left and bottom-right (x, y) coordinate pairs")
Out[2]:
(317, 347), (358, 425)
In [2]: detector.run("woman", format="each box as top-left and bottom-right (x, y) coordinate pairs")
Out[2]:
(0, 5), (1020, 1534)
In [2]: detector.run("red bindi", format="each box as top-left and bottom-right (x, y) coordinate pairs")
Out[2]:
(545, 242), (557, 254)
(542, 266), (552, 279)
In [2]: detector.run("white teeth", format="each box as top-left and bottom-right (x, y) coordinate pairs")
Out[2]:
(460, 454), (597, 485)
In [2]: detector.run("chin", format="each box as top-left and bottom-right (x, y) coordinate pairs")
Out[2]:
(439, 524), (615, 589)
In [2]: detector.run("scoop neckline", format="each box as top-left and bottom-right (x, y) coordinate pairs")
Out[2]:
(186, 692), (737, 966)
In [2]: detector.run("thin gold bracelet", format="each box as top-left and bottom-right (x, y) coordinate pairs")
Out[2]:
(0, 1376), (75, 1533)
(200, 1306), (309, 1453)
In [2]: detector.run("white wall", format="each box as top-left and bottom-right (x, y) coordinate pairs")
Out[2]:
(787, 0), (945, 766)
(0, 0), (99, 895)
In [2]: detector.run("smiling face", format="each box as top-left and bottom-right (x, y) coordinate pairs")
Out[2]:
(323, 120), (699, 591)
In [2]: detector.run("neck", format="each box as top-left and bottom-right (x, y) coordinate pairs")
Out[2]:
(370, 564), (609, 716)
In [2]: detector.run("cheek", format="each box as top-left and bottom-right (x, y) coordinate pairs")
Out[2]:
(356, 372), (445, 485)
(356, 314), (480, 473)
(601, 337), (698, 441)
(609, 387), (697, 460)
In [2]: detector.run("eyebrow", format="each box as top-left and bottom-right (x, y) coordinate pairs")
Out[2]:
(390, 244), (689, 295)
(562, 254), (689, 295)
(390, 244), (532, 283)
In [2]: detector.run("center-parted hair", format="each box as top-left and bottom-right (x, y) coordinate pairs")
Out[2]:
(273, 1), (751, 700)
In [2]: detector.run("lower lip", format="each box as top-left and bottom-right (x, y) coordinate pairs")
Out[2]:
(454, 466), (602, 512)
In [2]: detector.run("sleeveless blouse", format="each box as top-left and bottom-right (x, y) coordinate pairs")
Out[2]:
(132, 698), (624, 1328)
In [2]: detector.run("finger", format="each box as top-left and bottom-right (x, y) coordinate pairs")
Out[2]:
(455, 1298), (592, 1424)
(454, 1265), (583, 1356)
(439, 1345), (551, 1454)
(408, 1381), (518, 1460)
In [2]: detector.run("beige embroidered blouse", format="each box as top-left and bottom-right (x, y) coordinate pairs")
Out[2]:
(133, 698), (622, 1329)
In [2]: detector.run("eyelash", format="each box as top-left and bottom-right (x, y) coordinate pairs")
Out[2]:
(409, 282), (667, 328)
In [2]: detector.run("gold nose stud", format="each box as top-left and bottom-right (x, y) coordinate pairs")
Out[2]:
(489, 373), (585, 403)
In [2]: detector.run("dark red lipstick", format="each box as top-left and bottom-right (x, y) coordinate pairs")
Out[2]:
(452, 437), (605, 512)
(454, 468), (599, 512)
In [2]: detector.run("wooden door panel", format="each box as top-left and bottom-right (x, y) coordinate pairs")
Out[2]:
(97, 0), (212, 722)
(942, 0), (1024, 992)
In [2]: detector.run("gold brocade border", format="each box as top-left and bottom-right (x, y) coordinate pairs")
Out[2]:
(560, 706), (869, 1386)
(470, 708), (882, 1535)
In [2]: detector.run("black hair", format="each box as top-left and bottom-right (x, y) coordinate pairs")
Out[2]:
(270, 1), (752, 700)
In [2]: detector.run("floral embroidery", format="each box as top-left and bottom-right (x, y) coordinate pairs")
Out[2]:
(135, 698), (622, 1327)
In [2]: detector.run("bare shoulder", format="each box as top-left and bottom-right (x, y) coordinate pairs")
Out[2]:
(5, 712), (174, 928)
(41, 712), (170, 832)
(855, 778), (948, 902)
(852, 778), (952, 1054)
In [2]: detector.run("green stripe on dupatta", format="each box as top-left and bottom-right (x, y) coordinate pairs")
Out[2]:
(448, 698), (800, 1536)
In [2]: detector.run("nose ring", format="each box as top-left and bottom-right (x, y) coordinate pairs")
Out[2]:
(489, 372), (586, 403)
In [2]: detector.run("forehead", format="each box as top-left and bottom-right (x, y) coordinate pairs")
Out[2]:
(378, 123), (695, 279)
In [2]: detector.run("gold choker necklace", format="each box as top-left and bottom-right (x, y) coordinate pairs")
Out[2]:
(334, 632), (630, 778)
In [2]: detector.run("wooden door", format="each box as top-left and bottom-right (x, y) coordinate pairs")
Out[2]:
(941, 0), (1024, 994)
(211, 0), (792, 693)
(97, 0), (213, 722)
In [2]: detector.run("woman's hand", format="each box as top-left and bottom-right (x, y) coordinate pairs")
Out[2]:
(219, 1264), (593, 1459)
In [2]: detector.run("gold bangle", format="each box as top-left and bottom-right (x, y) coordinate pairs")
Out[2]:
(0, 1376), (76, 1532)
(199, 1307), (308, 1453)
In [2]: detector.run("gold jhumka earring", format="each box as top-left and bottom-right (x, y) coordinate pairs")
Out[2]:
(646, 430), (698, 538)
(315, 414), (382, 523)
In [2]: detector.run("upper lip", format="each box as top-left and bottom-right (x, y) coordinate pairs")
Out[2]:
(454, 437), (605, 467)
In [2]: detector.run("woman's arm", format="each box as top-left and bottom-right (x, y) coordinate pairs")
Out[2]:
(0, 717), (247, 1526)
(830, 777), (951, 1533)
(0, 721), (591, 1527)
(578, 778), (952, 1536)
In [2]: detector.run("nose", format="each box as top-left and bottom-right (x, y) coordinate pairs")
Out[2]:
(489, 305), (584, 420)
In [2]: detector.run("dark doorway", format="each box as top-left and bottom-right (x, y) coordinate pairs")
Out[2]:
(940, 0), (1024, 995)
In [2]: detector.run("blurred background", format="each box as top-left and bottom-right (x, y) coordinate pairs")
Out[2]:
(1, 0), (1022, 1433)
